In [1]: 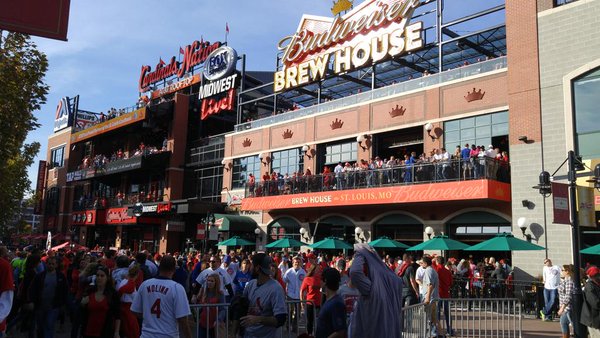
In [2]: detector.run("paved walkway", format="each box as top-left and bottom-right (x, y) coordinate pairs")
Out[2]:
(522, 317), (563, 337)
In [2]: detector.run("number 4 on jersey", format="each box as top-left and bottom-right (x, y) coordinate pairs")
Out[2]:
(151, 299), (161, 318)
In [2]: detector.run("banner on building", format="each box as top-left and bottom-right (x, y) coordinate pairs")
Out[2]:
(577, 185), (595, 227)
(552, 182), (570, 224)
(196, 223), (206, 240)
(33, 160), (47, 214)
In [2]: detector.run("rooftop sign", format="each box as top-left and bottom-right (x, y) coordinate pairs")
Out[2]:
(274, 0), (423, 92)
(70, 108), (146, 143)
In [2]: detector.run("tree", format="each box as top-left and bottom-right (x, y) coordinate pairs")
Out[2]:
(0, 32), (49, 234)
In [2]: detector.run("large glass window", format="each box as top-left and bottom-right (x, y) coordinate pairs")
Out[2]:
(573, 68), (600, 159)
(324, 140), (357, 165)
(196, 166), (223, 202)
(271, 148), (304, 176)
(444, 111), (508, 149)
(50, 146), (65, 168)
(232, 155), (261, 189)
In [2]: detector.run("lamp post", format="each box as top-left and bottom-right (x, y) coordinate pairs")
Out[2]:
(424, 226), (434, 239)
(534, 150), (590, 338)
(202, 212), (215, 253)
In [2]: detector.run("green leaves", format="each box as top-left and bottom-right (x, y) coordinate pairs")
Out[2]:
(0, 32), (48, 234)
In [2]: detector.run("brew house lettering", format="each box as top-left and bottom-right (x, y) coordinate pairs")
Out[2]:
(138, 40), (221, 92)
(274, 0), (423, 92)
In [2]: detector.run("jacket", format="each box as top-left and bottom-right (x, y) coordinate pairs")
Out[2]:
(580, 279), (600, 329)
(29, 270), (68, 308)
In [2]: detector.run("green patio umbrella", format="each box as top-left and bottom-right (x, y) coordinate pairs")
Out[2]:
(309, 237), (353, 250)
(217, 236), (255, 247)
(464, 233), (545, 251)
(407, 235), (470, 251)
(266, 237), (308, 249)
(368, 236), (410, 249)
(580, 243), (600, 255)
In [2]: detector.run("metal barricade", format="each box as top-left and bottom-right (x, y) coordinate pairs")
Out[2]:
(446, 298), (522, 338)
(402, 302), (431, 338)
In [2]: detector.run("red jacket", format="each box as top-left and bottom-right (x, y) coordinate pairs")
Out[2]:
(433, 265), (453, 299)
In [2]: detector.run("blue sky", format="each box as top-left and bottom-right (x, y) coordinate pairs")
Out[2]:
(26, 0), (503, 190)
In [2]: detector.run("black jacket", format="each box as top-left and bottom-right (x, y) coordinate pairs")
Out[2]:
(580, 280), (600, 329)
(29, 270), (68, 308)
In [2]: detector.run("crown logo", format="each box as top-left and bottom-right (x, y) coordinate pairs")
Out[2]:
(331, 0), (353, 16)
(330, 118), (344, 130)
(388, 104), (406, 118)
(282, 129), (294, 139)
(242, 138), (252, 147)
(464, 88), (486, 102)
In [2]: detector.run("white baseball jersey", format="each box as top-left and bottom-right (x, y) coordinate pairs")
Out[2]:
(117, 278), (138, 303)
(131, 277), (191, 338)
(195, 267), (233, 296)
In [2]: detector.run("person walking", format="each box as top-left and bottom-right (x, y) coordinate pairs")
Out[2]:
(421, 256), (442, 337)
(397, 253), (419, 307)
(192, 273), (226, 338)
(557, 264), (575, 338)
(581, 266), (600, 337)
(315, 268), (346, 338)
(283, 256), (306, 330)
(81, 265), (121, 338)
(300, 263), (322, 336)
(541, 258), (561, 321)
(116, 265), (140, 338)
(30, 255), (68, 338)
(131, 255), (192, 338)
(0, 246), (14, 338)
(240, 253), (287, 338)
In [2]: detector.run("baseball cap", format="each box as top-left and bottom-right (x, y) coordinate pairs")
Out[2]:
(252, 253), (273, 276)
(586, 266), (599, 278)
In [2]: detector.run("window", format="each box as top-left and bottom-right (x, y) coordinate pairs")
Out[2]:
(324, 140), (357, 165)
(573, 68), (600, 159)
(271, 148), (304, 176)
(232, 155), (261, 189)
(196, 165), (223, 202)
(443, 111), (508, 149)
(50, 146), (65, 168)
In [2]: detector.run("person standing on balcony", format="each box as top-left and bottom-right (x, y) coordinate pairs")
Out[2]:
(334, 162), (344, 190)
(541, 258), (561, 321)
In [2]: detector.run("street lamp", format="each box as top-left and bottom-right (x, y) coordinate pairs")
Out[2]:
(299, 227), (311, 242)
(202, 212), (216, 252)
(424, 226), (434, 239)
(532, 150), (597, 338)
(354, 227), (366, 243)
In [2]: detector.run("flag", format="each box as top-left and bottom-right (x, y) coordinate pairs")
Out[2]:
(226, 23), (229, 34)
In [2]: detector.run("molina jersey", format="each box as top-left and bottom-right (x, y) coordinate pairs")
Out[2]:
(131, 277), (191, 338)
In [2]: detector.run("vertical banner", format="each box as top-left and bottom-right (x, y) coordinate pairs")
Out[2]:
(552, 182), (570, 224)
(34, 160), (47, 214)
(577, 186), (595, 227)
(196, 223), (206, 240)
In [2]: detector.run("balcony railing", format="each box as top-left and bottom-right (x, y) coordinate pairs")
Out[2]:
(67, 151), (171, 182)
(72, 192), (167, 211)
(235, 57), (508, 131)
(244, 157), (510, 198)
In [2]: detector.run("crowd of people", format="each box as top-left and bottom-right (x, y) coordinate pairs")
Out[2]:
(77, 140), (168, 171)
(1, 244), (598, 338)
(247, 144), (510, 197)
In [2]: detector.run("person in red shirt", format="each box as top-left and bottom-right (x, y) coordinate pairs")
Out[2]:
(300, 263), (322, 336)
(0, 246), (14, 336)
(81, 265), (121, 337)
(434, 256), (454, 336)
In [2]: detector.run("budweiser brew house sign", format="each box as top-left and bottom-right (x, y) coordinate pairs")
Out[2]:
(138, 39), (221, 93)
(275, 0), (423, 92)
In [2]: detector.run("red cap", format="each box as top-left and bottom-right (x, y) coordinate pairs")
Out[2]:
(587, 266), (599, 278)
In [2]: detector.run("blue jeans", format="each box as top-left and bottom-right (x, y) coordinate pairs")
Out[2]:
(437, 299), (452, 335)
(543, 288), (558, 318)
(35, 308), (59, 338)
(559, 310), (572, 334)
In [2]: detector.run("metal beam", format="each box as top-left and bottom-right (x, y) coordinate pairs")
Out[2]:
(442, 27), (499, 58)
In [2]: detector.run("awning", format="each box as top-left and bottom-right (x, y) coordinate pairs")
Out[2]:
(214, 214), (257, 232)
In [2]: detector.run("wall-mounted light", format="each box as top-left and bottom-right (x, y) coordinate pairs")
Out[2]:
(425, 226), (434, 239)
(354, 227), (366, 243)
(517, 217), (532, 242)
(424, 123), (438, 141)
(222, 159), (233, 171)
(254, 228), (262, 240)
(521, 199), (533, 209)
(258, 153), (270, 166)
(299, 227), (311, 241)
(356, 134), (370, 150)
(533, 171), (552, 197)
(585, 163), (600, 192)
(518, 136), (529, 143)
(301, 145), (313, 159)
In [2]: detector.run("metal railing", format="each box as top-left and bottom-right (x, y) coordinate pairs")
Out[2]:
(235, 57), (507, 131)
(245, 157), (510, 198)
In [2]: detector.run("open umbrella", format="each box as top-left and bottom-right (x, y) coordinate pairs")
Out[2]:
(368, 236), (410, 249)
(407, 235), (470, 251)
(266, 237), (307, 249)
(580, 243), (600, 255)
(217, 236), (255, 247)
(465, 233), (545, 251)
(309, 237), (353, 250)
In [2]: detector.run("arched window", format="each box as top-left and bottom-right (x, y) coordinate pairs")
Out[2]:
(573, 68), (600, 159)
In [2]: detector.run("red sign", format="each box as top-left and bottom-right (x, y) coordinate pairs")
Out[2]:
(151, 74), (201, 99)
(241, 179), (510, 211)
(34, 160), (47, 214)
(157, 202), (172, 214)
(70, 210), (96, 226)
(105, 207), (137, 225)
(196, 223), (206, 240)
(139, 40), (221, 92)
(552, 182), (570, 224)
(201, 88), (235, 120)
(0, 0), (71, 41)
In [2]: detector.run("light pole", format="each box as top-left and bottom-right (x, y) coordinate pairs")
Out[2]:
(202, 212), (215, 253)
(533, 150), (594, 338)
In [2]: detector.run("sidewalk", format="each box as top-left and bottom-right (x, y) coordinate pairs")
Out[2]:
(522, 317), (563, 338)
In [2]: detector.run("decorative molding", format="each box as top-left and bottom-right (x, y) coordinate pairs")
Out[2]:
(388, 104), (406, 118)
(464, 87), (486, 102)
(330, 118), (344, 130)
(282, 129), (294, 139)
(242, 138), (252, 147)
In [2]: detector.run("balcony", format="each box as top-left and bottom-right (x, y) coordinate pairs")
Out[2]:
(241, 158), (511, 211)
(67, 151), (171, 182)
(235, 57), (507, 131)
(73, 192), (168, 211)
